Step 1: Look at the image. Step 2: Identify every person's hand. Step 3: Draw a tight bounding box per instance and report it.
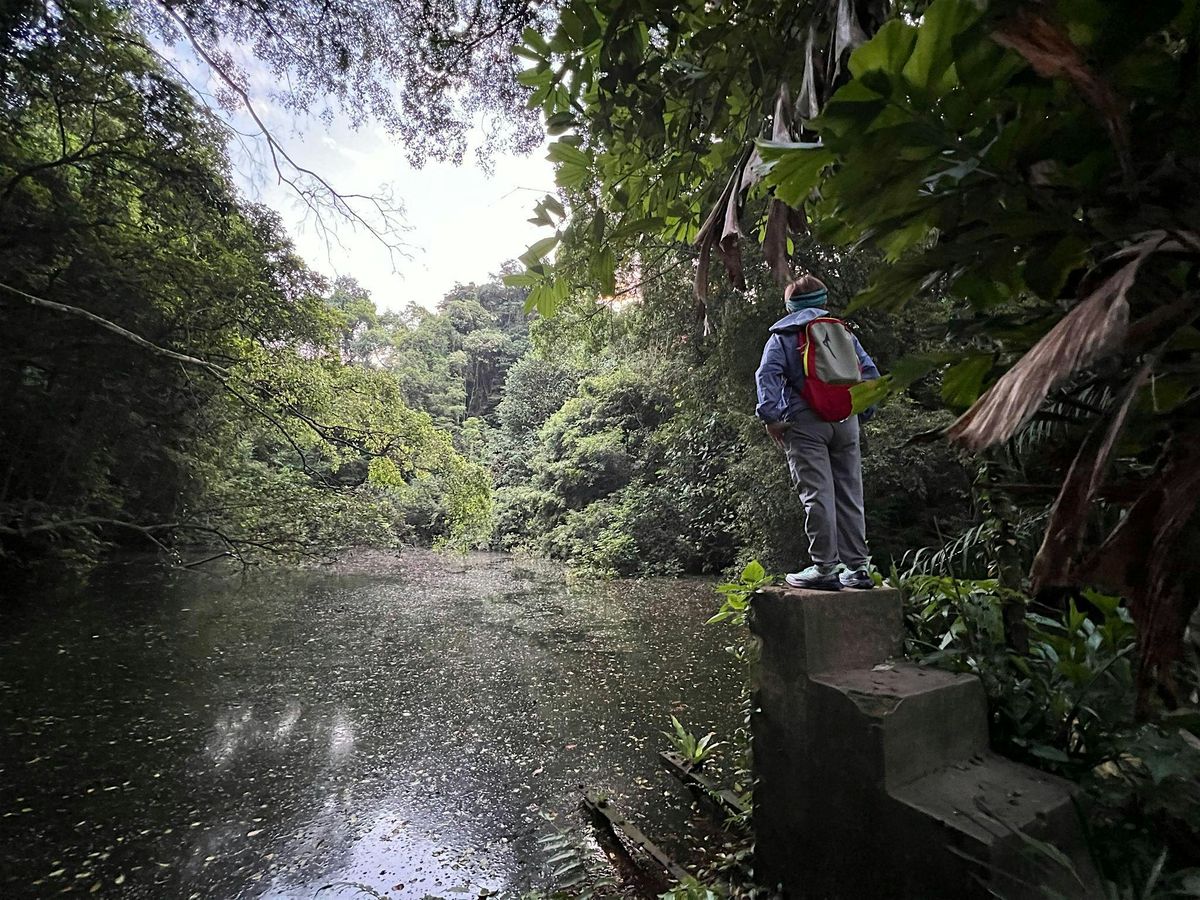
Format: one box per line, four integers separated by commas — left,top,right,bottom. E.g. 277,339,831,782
765,421,787,448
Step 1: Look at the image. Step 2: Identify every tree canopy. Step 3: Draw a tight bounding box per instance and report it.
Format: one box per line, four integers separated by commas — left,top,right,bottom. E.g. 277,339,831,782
0,1,494,568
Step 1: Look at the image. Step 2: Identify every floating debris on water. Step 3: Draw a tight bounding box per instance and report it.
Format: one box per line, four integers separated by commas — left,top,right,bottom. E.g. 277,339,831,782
0,550,741,897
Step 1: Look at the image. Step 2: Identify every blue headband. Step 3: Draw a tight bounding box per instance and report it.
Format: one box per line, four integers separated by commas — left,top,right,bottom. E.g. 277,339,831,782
785,288,828,312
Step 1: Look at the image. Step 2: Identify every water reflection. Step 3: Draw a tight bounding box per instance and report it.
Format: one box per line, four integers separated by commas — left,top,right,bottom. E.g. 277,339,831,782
0,552,741,897
327,711,356,765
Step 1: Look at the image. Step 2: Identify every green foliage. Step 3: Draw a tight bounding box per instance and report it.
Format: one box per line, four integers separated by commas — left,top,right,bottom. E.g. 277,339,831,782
759,0,1200,707
490,247,973,576
708,561,774,627
663,715,724,769
534,818,615,897
495,353,581,437
510,0,841,308
905,577,1135,758
517,0,1200,709
0,4,491,568
379,280,532,429
491,355,744,575
141,0,541,168
903,573,1200,889
658,880,725,900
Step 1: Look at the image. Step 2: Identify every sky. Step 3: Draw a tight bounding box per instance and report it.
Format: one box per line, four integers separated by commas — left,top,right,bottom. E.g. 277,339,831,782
168,48,556,313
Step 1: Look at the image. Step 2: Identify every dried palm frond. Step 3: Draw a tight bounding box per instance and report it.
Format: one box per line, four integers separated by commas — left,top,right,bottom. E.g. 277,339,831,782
693,0,879,305
827,0,870,86
1081,435,1200,715
763,83,806,285
795,25,821,123
693,155,746,324
694,90,801,316
947,233,1166,451
1030,360,1152,590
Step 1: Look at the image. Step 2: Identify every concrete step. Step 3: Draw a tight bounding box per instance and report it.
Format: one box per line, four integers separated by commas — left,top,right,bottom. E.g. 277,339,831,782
891,750,1078,847
888,752,1097,898
811,661,989,788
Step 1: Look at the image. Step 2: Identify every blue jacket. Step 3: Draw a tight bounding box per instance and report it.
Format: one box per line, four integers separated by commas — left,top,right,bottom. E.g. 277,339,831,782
754,308,881,423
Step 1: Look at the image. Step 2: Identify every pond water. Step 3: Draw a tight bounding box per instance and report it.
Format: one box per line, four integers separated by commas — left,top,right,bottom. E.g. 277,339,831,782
0,551,744,898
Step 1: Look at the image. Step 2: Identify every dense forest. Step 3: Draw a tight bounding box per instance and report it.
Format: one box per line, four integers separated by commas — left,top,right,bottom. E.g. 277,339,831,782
0,0,965,579
3,0,1200,897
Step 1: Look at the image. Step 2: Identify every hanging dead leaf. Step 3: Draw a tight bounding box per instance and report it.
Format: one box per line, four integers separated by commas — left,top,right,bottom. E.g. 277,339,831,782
829,0,870,84
796,25,821,122
694,160,743,312
764,199,793,284
764,83,800,284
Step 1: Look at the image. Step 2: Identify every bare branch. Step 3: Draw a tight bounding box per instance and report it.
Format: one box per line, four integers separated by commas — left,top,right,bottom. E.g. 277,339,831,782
154,2,410,264
0,281,229,375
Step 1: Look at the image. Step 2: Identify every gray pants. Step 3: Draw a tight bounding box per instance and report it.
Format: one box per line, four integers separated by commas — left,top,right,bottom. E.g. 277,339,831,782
782,410,869,569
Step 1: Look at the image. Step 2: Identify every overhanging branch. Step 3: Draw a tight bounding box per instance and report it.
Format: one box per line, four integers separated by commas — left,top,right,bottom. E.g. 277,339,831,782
0,281,228,375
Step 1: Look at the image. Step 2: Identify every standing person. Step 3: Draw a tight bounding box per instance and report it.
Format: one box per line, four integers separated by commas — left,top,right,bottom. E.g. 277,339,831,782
754,274,881,591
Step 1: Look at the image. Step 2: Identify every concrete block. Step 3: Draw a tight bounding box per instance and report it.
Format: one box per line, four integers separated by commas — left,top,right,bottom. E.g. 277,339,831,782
749,585,1098,899
751,586,904,674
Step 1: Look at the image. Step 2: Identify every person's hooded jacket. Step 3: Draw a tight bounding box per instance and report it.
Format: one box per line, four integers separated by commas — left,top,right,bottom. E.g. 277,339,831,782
754,308,880,424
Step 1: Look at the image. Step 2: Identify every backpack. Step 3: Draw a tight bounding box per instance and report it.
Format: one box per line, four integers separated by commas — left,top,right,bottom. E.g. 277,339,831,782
794,317,863,422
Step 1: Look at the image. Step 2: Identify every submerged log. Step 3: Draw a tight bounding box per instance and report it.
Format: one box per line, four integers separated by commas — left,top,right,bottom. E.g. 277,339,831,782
658,751,749,819
580,790,691,884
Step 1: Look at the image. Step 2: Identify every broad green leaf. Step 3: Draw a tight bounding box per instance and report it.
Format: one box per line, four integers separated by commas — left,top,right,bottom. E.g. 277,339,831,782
546,140,591,168
1023,234,1091,300
952,29,1026,101
1029,744,1071,763
545,111,576,135
889,352,961,390
525,276,571,316
741,560,765,584
501,271,540,289
518,234,560,267
542,195,565,219
548,141,593,190
851,376,893,413
592,246,616,296
877,216,936,261
521,26,550,57
941,354,993,408
517,67,553,89
757,142,834,208
901,0,984,93
559,9,586,47
848,19,918,79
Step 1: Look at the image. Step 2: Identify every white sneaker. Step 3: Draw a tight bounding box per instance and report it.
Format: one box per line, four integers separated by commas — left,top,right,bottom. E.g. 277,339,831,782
839,567,874,590
785,565,842,591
